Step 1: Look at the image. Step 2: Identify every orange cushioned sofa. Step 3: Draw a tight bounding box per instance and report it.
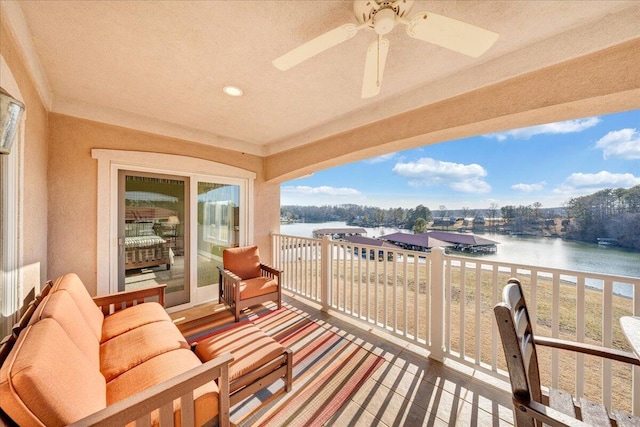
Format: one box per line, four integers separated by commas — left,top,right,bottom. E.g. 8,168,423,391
0,273,232,427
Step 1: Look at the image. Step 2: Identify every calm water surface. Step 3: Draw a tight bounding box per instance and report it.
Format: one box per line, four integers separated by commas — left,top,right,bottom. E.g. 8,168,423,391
281,221,640,297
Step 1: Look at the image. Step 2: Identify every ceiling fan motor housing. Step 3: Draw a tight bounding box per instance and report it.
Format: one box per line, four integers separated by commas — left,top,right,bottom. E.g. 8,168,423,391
353,0,416,26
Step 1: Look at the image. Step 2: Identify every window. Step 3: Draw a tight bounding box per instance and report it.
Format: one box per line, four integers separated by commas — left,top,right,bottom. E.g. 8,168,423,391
0,55,24,336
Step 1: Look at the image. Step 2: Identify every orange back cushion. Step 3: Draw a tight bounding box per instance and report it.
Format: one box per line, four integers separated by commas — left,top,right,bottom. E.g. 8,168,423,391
0,319,106,426
223,245,261,279
52,273,104,340
31,291,100,367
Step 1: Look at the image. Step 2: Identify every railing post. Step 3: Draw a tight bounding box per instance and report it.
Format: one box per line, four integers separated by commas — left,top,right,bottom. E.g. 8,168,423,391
634,283,640,416
430,247,445,361
321,236,331,312
270,233,277,268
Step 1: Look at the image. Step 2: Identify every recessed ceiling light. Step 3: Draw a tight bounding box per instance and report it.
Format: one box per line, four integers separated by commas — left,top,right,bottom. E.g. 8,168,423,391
223,85,243,97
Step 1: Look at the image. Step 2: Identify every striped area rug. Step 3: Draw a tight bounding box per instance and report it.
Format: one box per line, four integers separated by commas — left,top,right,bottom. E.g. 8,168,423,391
183,304,384,427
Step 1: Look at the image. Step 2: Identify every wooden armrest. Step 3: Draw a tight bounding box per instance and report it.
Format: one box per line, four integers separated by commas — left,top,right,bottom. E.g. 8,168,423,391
93,284,167,314
260,264,281,276
524,399,591,427
535,336,640,366
69,352,234,427
219,268,242,283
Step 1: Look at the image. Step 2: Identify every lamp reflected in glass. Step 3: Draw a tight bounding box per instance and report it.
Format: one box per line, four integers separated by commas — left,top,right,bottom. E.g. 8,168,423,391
0,87,26,155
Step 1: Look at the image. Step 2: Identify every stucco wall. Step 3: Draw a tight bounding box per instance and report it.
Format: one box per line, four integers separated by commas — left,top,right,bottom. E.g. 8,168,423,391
48,113,279,295
0,20,49,303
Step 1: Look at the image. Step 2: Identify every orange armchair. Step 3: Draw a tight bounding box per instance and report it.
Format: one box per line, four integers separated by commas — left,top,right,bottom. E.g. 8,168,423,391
218,245,282,322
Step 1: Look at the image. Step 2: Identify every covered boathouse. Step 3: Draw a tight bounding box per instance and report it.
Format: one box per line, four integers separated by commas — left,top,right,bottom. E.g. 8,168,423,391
381,231,498,254
312,227,367,239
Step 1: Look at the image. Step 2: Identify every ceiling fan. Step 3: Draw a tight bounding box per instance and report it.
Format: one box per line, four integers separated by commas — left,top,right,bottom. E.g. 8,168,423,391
273,0,499,98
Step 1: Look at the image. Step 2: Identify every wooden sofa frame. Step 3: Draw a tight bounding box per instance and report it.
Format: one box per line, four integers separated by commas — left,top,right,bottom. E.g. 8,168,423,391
0,282,232,427
229,347,293,407
68,353,232,427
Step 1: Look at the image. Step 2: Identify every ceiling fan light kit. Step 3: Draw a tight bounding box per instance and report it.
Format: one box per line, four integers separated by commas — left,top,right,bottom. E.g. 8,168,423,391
272,0,499,98
372,7,397,35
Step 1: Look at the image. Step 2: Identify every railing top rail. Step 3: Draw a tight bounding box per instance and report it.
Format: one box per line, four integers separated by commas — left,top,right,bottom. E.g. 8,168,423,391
273,233,639,284
445,252,640,284
272,233,430,256
271,233,320,241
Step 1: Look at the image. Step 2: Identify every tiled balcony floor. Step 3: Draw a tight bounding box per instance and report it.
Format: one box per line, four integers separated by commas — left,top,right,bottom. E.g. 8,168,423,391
172,294,515,426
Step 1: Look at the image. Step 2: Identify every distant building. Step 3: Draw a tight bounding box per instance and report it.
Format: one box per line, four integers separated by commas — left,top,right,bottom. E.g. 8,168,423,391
312,228,367,239
432,217,457,227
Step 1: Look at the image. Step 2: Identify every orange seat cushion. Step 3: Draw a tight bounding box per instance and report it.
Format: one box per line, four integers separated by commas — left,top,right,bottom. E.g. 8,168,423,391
107,349,219,426
223,245,261,279
239,277,278,300
195,323,285,381
100,321,190,381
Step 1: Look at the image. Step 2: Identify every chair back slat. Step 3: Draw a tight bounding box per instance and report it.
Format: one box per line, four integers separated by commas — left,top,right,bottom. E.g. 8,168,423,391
495,278,640,427
514,306,530,339
495,279,543,410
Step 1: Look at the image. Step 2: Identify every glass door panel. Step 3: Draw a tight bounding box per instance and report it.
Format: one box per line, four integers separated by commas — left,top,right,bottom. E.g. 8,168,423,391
196,182,239,299
119,171,189,307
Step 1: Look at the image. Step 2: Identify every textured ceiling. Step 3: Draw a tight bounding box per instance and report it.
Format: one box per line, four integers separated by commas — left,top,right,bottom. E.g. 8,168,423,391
9,0,640,156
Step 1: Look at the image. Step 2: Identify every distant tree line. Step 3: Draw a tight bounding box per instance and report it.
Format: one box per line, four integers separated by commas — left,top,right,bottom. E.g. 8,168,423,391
280,204,421,229
282,203,456,233
563,185,640,249
281,185,640,249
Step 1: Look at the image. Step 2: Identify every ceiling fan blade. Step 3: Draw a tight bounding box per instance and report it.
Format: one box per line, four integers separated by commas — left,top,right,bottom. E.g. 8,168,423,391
361,37,389,99
273,24,359,71
406,11,498,57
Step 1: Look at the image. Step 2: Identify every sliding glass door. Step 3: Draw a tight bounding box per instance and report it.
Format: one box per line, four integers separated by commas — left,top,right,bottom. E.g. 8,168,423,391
116,169,247,309
94,149,255,307
118,171,189,307
195,182,240,302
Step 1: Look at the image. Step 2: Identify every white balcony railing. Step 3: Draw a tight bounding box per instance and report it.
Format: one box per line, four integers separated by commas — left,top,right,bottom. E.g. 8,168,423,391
271,233,640,416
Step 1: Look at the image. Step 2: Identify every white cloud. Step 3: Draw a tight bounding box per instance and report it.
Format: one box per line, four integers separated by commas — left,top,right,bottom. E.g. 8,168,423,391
364,153,396,164
511,181,547,192
392,157,491,193
486,117,601,141
281,185,361,197
281,185,367,206
594,128,640,160
553,171,640,195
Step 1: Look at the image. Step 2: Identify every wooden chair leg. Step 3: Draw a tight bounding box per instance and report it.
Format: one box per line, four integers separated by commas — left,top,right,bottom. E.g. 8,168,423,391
285,349,293,392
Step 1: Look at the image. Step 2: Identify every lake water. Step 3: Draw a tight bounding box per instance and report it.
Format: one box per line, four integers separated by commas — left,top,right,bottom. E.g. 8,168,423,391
280,221,640,297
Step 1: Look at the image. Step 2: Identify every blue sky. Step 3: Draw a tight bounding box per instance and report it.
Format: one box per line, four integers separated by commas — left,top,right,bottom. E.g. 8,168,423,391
281,109,640,210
